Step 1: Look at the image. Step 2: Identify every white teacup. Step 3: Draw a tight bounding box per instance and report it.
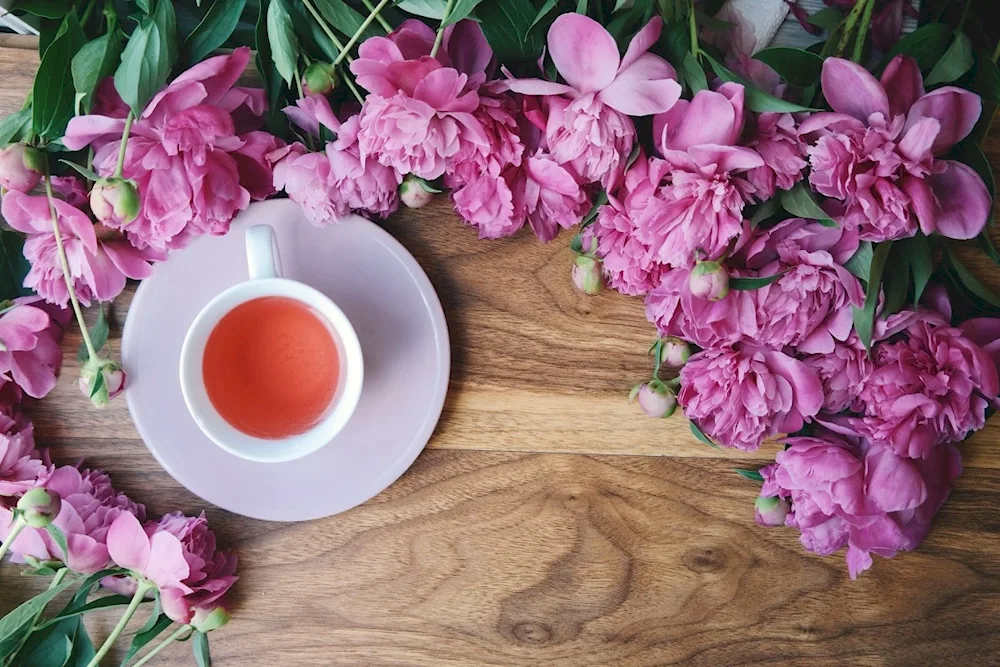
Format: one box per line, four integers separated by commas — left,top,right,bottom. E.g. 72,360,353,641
179,224,363,463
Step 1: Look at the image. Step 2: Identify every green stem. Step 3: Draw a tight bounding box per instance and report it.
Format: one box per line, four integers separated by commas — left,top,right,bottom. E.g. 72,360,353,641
129,625,192,667
360,0,392,32
430,0,458,58
343,74,365,104
993,38,1000,63
85,582,153,667
300,0,353,64
5,568,70,666
79,0,98,25
836,0,872,58
0,516,26,564
334,0,393,66
43,161,99,362
688,0,699,56
957,0,973,30
851,0,877,63
113,112,134,179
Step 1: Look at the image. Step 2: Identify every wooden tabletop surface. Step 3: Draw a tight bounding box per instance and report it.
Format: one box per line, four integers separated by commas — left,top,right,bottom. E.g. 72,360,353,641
2,35,1000,666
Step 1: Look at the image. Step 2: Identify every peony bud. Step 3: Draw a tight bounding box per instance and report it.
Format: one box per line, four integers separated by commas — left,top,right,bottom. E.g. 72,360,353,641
659,337,690,367
572,256,604,295
754,494,790,527
303,62,339,95
192,605,232,632
633,382,676,418
399,176,434,208
17,488,62,528
90,177,140,226
689,260,729,301
79,359,127,408
0,143,44,193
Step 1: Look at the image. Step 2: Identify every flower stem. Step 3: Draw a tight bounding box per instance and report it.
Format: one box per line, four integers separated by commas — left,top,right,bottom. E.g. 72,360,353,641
957,0,973,31
430,0,458,58
0,515,26,564
836,0,872,58
343,74,365,104
85,582,153,667
333,0,393,66
993,38,1000,63
301,0,353,64
360,0,392,32
5,568,70,664
688,0,699,57
114,111,134,179
851,0,877,63
42,163,100,363
129,625,192,667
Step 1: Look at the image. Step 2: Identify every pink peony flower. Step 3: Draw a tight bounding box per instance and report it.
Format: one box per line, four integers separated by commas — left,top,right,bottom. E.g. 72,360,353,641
545,94,635,189
509,153,588,242
64,48,277,251
745,111,808,200
645,265,750,348
0,299,66,399
679,345,824,451
960,317,1000,405
858,314,999,458
0,465,145,573
2,191,164,308
106,511,192,591
0,405,46,499
271,144,344,227
801,335,873,413
49,175,90,208
761,433,961,578
451,169,518,239
801,56,990,241
327,116,402,218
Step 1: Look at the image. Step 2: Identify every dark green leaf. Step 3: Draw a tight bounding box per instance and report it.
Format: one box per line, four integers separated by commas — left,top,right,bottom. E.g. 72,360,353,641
68,619,95,667
780,181,835,225
844,240,874,281
752,46,823,88
806,6,843,32
136,0,151,11
680,51,707,93
0,577,75,660
395,0,448,18
580,189,608,228
876,22,952,75
444,0,484,25
18,631,72,667
703,53,818,113
730,273,785,290
852,241,893,350
255,0,286,136
689,421,721,449
118,614,173,667
11,617,92,667
32,12,86,139
114,1,175,115
152,0,178,73
734,468,764,483
266,0,298,86
924,31,973,86
0,109,32,145
36,595,142,631
60,160,101,182
908,234,933,305
477,0,544,70
973,49,1000,103
955,139,995,200
625,142,641,171
747,198,780,228
528,0,558,30
45,525,70,560
947,248,1000,307
978,231,1000,266
882,251,909,317
77,304,109,362
183,0,248,65
11,0,69,18
313,0,378,40
72,28,124,114
575,0,586,13
0,230,33,301
193,631,211,667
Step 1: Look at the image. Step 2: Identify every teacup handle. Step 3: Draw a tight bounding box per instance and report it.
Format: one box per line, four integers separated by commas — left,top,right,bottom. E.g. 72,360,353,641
246,224,283,280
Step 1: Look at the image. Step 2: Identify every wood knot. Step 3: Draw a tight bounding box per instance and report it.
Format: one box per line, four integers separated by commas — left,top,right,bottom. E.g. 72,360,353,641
511,621,552,645
682,546,727,573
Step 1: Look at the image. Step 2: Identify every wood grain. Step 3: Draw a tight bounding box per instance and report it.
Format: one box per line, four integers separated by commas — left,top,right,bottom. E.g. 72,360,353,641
3,38,1000,667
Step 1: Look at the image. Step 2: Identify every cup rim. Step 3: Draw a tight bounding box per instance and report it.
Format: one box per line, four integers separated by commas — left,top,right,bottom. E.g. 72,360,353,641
179,277,363,463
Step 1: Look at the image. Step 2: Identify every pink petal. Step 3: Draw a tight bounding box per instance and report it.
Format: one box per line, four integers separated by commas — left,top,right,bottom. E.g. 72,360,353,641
0,303,49,332
87,247,128,303
906,87,982,155
763,349,824,420
53,199,99,254
880,55,925,117
169,47,251,108
0,191,54,235
821,58,890,121
502,78,575,96
413,67,467,109
547,13,619,93
897,117,940,162
107,512,151,572
145,532,191,590
65,535,111,574
925,160,992,239
688,144,764,172
864,446,927,513
10,352,56,398
101,239,161,279
620,17,663,72
599,54,682,116
63,115,127,151
160,587,194,624
797,112,866,136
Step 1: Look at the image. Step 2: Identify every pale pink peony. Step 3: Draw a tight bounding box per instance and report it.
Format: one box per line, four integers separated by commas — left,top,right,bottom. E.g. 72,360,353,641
0,298,67,399
801,56,990,241
2,191,164,308
509,153,589,242
106,511,192,592
327,116,401,218
451,169,518,239
0,465,145,573
679,345,824,451
0,405,46,499
545,94,635,189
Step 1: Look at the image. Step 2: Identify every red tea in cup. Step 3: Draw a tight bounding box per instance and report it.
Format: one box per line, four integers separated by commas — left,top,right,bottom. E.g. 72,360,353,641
202,296,339,439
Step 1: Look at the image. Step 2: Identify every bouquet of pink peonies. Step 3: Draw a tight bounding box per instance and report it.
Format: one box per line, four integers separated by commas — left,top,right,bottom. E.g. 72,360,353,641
0,0,999,656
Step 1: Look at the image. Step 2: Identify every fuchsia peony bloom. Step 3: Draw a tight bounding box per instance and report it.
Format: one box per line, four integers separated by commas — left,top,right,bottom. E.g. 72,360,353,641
801,56,990,241
960,318,1000,405
679,345,823,451
0,405,46,499
271,145,342,227
801,336,873,413
858,313,999,458
645,265,749,348
0,465,145,573
2,191,164,308
761,432,961,578
505,16,680,188
0,298,67,399
508,153,588,242
64,48,277,251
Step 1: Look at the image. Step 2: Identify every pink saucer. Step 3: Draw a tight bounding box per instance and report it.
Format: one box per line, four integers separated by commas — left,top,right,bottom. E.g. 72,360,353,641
122,200,450,521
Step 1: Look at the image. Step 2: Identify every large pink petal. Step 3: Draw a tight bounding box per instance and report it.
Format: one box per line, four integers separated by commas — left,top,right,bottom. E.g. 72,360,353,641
0,303,49,332
145,532,191,590
547,13,619,93
619,17,663,72
63,115,127,151
864,447,927,513
924,160,992,239
0,191,54,235
389,20,436,60
688,144,764,172
821,58,890,121
897,117,940,162
169,47,250,107
65,535,111,574
905,87,982,155
52,199,99,254
86,247,128,303
160,587,194,624
797,112,866,136
880,55,924,117
102,239,161,279
657,90,739,151
413,67,467,109
599,54,681,116
501,78,575,96
107,512,151,572
10,351,56,398
763,348,824,420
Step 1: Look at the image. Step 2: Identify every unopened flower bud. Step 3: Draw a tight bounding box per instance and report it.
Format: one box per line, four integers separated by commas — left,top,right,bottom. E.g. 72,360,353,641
192,605,231,632
79,358,127,408
0,143,44,193
689,260,729,301
633,382,676,418
399,176,434,208
302,62,339,96
659,337,690,367
90,177,140,226
754,494,790,527
572,256,604,295
17,488,62,528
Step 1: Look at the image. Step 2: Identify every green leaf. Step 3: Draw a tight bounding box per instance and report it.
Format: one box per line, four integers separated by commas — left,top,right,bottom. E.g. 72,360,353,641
89,371,105,399
844,240,874,281
806,6,843,32
689,421,720,449
679,51,707,93
752,47,823,88
193,631,211,667
0,230,32,301
973,49,1000,103
580,189,608,228
977,231,1000,266
747,198,780,228
876,22,952,75
118,614,173,667
18,631,72,667
955,139,995,200
575,0,586,13
134,593,162,636
881,250,909,317
56,568,126,618
395,0,448,18
780,182,835,225
45,524,70,559
924,31,973,86
60,160,101,182
114,0,176,115
36,595,142,632
77,304,109,362
730,273,785,291
68,619,95,667
734,468,764,483
528,0,558,31
11,0,70,18
443,0,484,25
476,0,544,70
183,0,248,65
152,0,178,74
313,0,378,41
255,0,286,136
266,0,298,86
703,53,819,113
33,12,86,139
72,30,124,114
852,241,893,350
0,109,32,145
0,577,75,660
908,234,933,305
946,248,1000,307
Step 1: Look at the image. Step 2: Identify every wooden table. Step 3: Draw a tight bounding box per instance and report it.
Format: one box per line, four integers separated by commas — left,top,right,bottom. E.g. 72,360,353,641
3,34,1000,666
